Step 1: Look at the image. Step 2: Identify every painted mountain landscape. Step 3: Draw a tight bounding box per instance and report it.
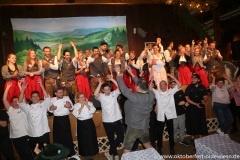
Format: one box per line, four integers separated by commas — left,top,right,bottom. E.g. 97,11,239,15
11,16,128,65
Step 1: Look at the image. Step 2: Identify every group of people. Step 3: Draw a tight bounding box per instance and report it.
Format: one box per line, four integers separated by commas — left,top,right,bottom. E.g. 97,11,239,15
0,37,240,160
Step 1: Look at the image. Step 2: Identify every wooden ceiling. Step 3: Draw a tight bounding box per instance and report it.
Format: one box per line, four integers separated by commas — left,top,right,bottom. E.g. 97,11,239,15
0,0,165,6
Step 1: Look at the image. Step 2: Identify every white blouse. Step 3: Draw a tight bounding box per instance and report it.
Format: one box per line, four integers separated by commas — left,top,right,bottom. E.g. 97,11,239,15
72,102,96,120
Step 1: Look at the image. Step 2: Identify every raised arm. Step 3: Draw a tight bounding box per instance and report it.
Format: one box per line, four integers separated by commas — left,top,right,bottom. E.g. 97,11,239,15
190,40,195,58
222,73,234,86
148,79,154,91
201,38,208,58
125,66,139,84
70,41,78,59
115,65,138,102
108,64,113,77
57,44,62,62
37,78,49,98
107,74,120,93
126,65,136,78
3,82,12,110
94,78,103,99
167,73,182,89
19,82,28,103
211,74,216,85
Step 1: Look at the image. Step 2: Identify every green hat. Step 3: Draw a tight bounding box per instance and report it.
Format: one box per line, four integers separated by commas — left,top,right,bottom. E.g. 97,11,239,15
35,143,70,160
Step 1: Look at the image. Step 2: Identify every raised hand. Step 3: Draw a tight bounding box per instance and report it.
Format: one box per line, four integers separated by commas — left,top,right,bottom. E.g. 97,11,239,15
144,46,149,51
192,40,195,45
37,78,43,88
167,73,173,78
98,78,103,84
222,73,229,79
70,41,75,47
148,79,154,89
204,38,208,43
22,82,28,90
58,44,62,49
211,74,215,79
106,74,112,81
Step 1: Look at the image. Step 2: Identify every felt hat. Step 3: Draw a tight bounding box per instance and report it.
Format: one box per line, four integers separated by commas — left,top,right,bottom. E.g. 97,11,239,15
35,143,70,160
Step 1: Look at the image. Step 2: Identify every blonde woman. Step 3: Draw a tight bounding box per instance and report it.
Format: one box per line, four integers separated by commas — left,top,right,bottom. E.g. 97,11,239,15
72,92,98,159
74,50,91,100
1,53,24,102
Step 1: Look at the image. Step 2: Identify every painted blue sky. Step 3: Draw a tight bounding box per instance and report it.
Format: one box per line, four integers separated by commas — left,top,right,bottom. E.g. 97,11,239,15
11,16,126,33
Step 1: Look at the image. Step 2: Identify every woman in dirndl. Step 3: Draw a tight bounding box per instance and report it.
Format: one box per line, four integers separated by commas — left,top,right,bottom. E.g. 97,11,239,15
74,50,91,100
149,43,168,90
2,53,24,103
175,47,192,85
191,42,209,88
73,92,99,159
123,50,140,93
23,49,44,100
110,50,125,90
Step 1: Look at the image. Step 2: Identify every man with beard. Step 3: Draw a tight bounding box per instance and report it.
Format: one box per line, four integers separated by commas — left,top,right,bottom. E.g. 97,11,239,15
48,88,75,156
42,46,59,97
185,74,208,145
99,41,108,55
57,42,78,97
18,79,52,154
88,47,109,94
204,41,223,80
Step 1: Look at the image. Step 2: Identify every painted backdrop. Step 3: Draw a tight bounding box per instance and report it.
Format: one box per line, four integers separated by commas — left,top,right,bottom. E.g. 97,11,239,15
11,16,128,65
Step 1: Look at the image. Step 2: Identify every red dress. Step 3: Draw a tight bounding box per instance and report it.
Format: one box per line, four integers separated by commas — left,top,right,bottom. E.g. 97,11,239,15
2,64,22,103
177,55,192,85
24,63,44,99
4,78,20,103
25,75,44,99
123,69,138,93
75,62,91,100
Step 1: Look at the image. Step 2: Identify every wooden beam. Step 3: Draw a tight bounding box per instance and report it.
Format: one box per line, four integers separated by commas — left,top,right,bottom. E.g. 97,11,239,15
0,0,165,6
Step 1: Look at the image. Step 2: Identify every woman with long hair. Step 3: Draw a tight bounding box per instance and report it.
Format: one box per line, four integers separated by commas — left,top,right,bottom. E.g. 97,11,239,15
174,47,192,85
149,44,167,89
123,50,140,93
1,53,24,102
110,50,125,90
191,40,209,88
74,50,91,100
23,49,44,100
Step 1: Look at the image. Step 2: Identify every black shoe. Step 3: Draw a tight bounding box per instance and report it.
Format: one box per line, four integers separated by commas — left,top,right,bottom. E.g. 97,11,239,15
179,140,190,146
170,148,175,155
